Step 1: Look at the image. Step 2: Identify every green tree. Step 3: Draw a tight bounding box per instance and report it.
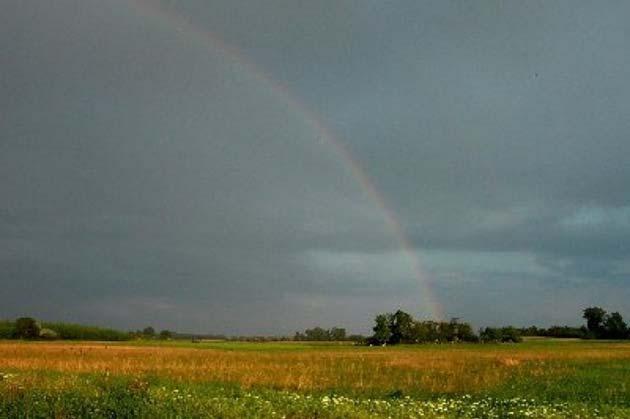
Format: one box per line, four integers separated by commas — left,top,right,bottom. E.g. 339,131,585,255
479,327,500,342
329,327,346,341
390,310,414,344
411,320,442,343
410,321,432,343
304,327,329,341
14,317,41,339
603,312,627,339
142,326,156,338
499,326,522,343
583,307,607,337
372,313,392,345
452,321,477,342
158,330,173,340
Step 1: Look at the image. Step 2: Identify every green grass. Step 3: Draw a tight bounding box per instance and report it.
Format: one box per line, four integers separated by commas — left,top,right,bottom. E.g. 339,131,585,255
1,372,628,418
493,359,630,405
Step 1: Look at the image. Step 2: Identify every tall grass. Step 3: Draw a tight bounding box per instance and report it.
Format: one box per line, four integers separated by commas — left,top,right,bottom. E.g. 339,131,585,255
1,341,629,396
1,341,629,417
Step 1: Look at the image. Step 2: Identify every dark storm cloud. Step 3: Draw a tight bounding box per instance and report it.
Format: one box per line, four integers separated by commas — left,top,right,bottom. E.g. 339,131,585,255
1,0,629,333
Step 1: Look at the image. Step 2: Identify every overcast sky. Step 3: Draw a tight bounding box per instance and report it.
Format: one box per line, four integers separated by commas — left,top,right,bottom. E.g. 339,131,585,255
2,0,629,334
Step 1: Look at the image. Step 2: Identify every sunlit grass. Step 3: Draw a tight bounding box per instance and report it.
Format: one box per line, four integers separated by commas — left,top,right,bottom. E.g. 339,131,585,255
1,340,629,394
1,340,629,417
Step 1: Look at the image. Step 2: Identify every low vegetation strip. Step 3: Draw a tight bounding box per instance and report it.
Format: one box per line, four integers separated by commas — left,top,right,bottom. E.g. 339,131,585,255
0,319,129,342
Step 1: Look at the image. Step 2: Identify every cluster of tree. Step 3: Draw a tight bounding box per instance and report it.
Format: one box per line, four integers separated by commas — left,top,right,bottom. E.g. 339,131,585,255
369,310,478,345
582,307,629,339
518,325,588,339
294,327,348,341
226,336,292,342
129,326,173,340
516,307,629,340
173,333,227,342
479,326,522,343
219,334,366,342
0,318,130,341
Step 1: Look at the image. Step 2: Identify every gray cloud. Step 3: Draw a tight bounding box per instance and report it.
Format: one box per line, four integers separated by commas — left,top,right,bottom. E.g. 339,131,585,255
1,0,629,333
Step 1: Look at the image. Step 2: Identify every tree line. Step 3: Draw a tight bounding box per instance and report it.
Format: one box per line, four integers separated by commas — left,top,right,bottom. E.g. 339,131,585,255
0,318,179,341
363,306,630,345
519,307,629,340
129,326,174,340
293,327,364,342
0,318,130,341
2,306,628,343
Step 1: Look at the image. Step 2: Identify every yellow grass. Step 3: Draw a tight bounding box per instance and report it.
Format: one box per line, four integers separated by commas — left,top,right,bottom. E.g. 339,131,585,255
1,341,630,393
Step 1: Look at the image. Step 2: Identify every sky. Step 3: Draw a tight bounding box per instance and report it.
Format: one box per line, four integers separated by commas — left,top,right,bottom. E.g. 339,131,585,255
1,0,629,335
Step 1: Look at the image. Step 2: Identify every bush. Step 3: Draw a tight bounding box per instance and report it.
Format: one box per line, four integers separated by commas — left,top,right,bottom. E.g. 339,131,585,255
0,321,15,339
479,327,522,343
42,322,130,341
14,317,41,339
158,330,173,340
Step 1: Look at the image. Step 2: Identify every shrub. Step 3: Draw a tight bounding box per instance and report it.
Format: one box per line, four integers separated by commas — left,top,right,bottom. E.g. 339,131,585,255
14,317,41,339
42,322,130,341
159,330,173,340
0,321,15,339
479,327,522,343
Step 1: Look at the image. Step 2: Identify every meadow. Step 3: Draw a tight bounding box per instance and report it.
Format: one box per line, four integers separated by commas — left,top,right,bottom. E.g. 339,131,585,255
1,339,629,418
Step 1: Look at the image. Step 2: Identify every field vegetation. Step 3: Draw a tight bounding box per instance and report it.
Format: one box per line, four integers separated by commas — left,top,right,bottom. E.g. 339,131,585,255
1,340,629,417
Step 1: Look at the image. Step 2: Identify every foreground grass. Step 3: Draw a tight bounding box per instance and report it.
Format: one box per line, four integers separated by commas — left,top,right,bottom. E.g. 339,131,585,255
2,374,627,418
1,340,629,417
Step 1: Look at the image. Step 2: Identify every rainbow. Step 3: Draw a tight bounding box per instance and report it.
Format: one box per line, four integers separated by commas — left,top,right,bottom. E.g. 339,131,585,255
128,0,443,320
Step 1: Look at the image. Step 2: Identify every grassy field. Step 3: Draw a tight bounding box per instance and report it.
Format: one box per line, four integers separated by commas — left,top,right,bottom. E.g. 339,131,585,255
1,340,629,418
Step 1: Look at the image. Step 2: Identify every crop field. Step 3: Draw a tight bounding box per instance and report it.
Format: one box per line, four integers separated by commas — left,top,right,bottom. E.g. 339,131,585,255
1,340,629,418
